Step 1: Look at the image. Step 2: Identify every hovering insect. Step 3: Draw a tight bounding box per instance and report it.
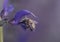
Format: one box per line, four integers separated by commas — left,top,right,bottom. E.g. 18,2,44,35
9,10,38,31
20,17,38,31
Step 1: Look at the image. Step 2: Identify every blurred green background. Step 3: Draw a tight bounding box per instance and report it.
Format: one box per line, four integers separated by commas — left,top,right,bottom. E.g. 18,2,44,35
0,27,3,42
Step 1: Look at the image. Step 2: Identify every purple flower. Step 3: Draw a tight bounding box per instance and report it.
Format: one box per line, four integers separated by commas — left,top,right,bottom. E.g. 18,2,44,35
3,0,14,12
0,0,14,20
10,10,36,24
